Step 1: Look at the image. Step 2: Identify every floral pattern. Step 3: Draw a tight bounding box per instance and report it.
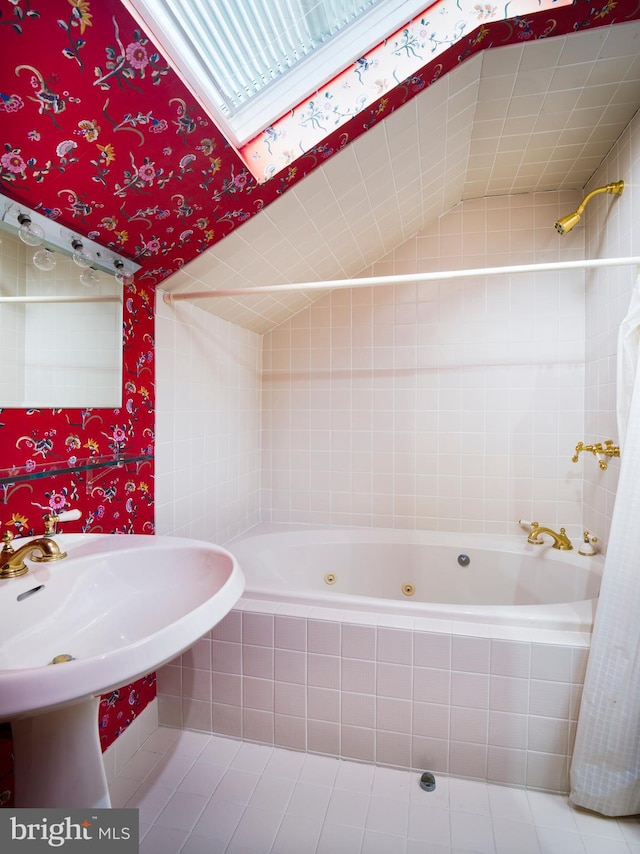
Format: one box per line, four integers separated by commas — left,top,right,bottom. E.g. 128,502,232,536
0,0,635,288
0,0,636,808
0,279,154,807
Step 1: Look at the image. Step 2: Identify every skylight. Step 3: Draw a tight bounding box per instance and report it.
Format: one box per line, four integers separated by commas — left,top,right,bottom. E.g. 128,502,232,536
123,0,433,147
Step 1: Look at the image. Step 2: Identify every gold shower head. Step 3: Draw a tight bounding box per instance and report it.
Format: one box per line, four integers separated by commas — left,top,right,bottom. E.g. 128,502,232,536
555,211,582,235
554,180,624,235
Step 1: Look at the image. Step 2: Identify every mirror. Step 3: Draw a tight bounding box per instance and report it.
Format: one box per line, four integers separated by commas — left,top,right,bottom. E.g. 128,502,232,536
0,231,123,409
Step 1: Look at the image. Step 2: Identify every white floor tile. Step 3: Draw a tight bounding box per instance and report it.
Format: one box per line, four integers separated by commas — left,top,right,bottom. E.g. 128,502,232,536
285,780,332,820
366,794,409,836
154,790,209,832
180,835,228,854
570,806,627,840
581,838,634,854
139,825,189,854
493,818,541,854
262,747,306,780
113,727,640,854
230,742,274,774
487,782,533,820
618,818,640,846
361,828,406,853
118,747,163,781
126,778,175,826
140,726,181,755
177,761,226,796
371,764,413,801
271,813,324,854
450,810,496,853
228,804,284,850
316,822,364,854
535,825,586,854
191,798,246,844
248,774,295,811
109,774,144,808
199,734,242,766
449,777,492,816
334,758,376,793
298,753,340,787
407,803,451,847
212,768,261,804
528,791,580,831
406,843,451,854
324,787,370,828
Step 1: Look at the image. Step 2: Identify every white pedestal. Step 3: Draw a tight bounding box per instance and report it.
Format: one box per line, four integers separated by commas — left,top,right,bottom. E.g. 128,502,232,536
11,697,111,808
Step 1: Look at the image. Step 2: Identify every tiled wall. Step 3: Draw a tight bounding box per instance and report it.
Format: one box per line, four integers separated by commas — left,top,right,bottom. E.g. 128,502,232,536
154,118,640,795
158,604,589,794
261,191,589,538
582,108,640,548
154,297,262,544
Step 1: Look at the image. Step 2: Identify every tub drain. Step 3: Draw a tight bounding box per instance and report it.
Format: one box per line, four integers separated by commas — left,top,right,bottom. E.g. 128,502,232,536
402,583,415,597
48,654,76,665
324,572,337,585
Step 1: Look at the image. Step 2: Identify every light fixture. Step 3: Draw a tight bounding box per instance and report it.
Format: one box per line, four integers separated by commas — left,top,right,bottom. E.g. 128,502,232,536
79,267,100,288
32,247,57,272
113,259,134,286
71,238,94,269
17,212,45,246
555,181,624,235
1,192,142,279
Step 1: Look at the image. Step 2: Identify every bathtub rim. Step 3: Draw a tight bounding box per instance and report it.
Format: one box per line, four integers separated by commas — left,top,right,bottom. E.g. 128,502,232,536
227,523,601,634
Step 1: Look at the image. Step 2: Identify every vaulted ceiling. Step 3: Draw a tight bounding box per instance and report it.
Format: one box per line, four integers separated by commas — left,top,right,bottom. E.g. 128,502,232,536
2,1,640,333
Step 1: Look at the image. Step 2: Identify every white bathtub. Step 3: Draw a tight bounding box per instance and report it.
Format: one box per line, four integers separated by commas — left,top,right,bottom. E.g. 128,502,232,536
229,525,603,631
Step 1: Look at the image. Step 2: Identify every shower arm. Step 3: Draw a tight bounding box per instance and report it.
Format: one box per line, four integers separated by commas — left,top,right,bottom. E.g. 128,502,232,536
574,181,625,218
555,181,624,235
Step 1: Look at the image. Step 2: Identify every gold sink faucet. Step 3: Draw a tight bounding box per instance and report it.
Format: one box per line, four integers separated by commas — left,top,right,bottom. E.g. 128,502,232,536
526,522,573,550
0,513,69,579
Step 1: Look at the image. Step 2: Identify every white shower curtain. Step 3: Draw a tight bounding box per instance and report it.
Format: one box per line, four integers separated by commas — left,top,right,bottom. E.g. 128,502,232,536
570,270,640,817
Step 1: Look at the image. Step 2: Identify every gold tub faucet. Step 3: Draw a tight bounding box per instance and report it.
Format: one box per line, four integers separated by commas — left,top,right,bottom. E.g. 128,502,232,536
572,440,620,470
526,522,573,550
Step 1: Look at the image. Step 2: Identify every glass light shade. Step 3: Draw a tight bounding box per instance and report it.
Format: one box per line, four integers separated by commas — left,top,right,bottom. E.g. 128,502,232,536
72,247,94,269
18,216,45,247
114,262,134,286
79,267,100,288
115,271,134,286
32,248,56,271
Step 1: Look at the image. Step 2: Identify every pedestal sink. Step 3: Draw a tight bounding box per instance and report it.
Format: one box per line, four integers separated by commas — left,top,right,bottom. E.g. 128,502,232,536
0,533,245,808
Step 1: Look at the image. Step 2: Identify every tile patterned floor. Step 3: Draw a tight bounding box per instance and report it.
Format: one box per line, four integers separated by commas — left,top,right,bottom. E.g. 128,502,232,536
111,727,640,854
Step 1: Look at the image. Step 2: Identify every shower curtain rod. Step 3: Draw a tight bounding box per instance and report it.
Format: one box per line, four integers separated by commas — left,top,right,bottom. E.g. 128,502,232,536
0,295,122,304
161,256,640,302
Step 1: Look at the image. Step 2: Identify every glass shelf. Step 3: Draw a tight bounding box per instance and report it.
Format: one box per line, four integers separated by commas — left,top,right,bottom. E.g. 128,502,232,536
0,453,153,487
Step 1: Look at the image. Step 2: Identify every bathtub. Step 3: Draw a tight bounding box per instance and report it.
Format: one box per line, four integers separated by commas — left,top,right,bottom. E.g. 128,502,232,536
228,525,603,631
162,523,603,790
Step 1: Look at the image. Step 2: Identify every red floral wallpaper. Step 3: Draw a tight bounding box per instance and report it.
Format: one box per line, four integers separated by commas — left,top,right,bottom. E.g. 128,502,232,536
1,0,637,287
1,0,637,809
0,280,155,807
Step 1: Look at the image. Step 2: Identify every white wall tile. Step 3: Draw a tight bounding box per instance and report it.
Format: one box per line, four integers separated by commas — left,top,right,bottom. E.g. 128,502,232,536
262,192,586,535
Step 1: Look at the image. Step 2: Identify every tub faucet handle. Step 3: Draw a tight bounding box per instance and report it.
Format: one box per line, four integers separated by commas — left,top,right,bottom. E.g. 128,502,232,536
578,531,599,556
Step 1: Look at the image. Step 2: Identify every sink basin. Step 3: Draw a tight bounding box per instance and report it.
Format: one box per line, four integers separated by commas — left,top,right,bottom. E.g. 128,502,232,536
0,533,245,807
